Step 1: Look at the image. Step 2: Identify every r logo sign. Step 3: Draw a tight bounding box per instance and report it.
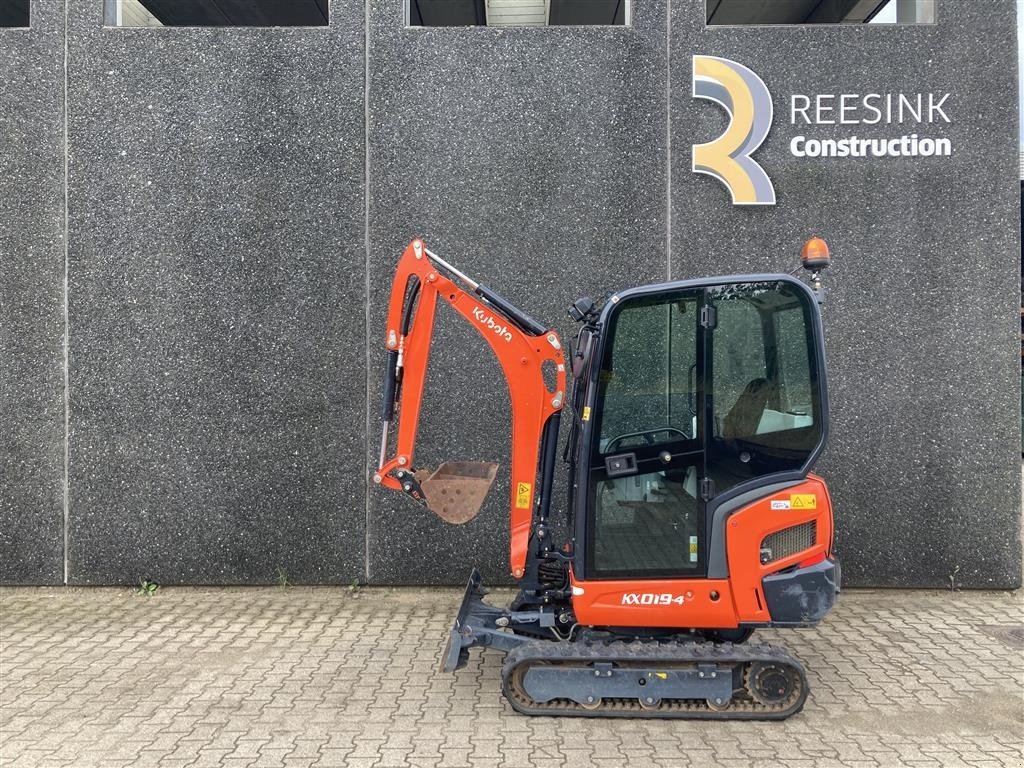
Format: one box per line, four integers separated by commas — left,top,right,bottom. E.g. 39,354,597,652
692,55,776,206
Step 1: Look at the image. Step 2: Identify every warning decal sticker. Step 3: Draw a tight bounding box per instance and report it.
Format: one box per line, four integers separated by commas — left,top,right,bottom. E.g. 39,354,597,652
790,494,817,509
515,482,532,509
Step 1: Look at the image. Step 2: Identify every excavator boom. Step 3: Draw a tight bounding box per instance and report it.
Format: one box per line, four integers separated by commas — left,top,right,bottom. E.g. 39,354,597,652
374,240,567,578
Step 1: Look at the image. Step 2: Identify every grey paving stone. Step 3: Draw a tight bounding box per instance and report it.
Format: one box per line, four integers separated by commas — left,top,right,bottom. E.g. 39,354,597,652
0,586,1020,768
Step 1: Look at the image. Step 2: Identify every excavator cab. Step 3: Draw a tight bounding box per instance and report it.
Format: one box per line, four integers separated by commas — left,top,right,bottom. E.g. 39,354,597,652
377,239,839,719
572,277,827,587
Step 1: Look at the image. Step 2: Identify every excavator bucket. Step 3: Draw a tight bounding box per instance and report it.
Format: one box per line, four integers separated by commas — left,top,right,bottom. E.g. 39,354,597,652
420,461,499,524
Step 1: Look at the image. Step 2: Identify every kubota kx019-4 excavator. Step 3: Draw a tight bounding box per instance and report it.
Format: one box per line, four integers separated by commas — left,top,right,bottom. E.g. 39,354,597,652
375,238,840,719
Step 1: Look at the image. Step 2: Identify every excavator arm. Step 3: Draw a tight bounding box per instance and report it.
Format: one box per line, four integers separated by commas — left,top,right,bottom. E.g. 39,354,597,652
374,240,567,578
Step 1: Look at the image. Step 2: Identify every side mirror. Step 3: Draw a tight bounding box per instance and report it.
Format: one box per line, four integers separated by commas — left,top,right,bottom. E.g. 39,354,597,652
568,296,598,323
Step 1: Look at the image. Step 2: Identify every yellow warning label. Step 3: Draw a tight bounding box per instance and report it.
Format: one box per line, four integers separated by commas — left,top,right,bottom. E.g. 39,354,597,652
790,494,817,509
689,541,698,554
515,482,532,509
582,406,591,422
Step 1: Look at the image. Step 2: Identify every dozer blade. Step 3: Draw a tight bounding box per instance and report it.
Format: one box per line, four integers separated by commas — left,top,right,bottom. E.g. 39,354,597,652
421,461,498,524
441,568,485,672
441,568,525,673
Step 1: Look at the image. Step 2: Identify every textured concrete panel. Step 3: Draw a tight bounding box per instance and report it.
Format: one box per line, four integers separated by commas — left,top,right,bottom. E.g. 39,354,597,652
366,0,669,583
65,0,366,583
671,0,1021,587
0,0,66,585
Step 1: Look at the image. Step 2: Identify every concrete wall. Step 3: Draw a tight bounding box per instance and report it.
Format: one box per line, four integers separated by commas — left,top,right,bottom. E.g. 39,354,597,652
1,0,1020,588
0,0,66,585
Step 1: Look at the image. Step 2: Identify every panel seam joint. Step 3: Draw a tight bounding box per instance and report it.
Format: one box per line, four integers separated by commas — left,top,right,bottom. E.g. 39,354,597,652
62,0,71,586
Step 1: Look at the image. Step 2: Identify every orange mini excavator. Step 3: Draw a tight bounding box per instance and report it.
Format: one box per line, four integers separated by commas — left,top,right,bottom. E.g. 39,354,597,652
375,238,840,719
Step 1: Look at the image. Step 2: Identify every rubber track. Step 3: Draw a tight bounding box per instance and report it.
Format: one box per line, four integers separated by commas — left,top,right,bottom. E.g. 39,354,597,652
501,639,808,720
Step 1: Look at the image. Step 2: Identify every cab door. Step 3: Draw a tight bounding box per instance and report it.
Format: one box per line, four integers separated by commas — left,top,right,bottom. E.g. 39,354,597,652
582,289,707,579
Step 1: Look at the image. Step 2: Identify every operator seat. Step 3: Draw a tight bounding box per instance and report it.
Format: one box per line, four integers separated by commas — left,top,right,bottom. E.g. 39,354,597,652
722,377,775,440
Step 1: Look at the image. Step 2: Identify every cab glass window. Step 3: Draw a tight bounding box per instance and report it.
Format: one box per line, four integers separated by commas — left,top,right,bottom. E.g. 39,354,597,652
708,281,823,493
598,294,700,450
589,291,704,579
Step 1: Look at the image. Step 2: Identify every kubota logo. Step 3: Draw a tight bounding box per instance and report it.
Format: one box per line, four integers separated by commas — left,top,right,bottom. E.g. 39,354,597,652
472,306,513,342
692,55,776,206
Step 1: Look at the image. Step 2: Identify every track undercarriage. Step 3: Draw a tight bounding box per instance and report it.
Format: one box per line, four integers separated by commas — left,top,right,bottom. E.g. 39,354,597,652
443,570,808,720
502,640,807,719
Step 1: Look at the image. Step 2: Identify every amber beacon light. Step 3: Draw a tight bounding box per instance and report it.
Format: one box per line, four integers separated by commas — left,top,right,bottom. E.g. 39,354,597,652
801,237,831,269
800,237,831,302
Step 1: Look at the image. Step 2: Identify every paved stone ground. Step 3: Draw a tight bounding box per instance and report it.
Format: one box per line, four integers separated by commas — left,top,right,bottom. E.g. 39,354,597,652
0,586,1021,768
